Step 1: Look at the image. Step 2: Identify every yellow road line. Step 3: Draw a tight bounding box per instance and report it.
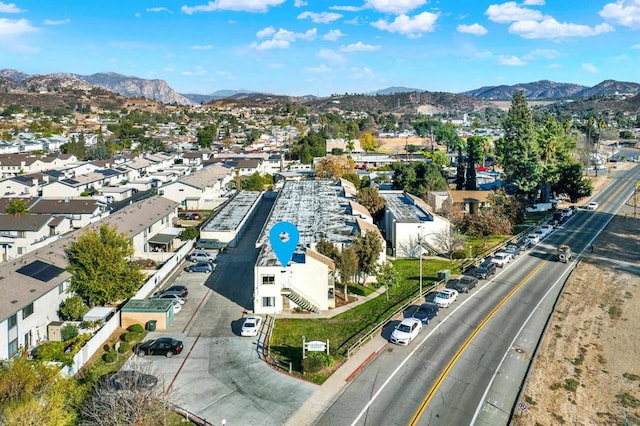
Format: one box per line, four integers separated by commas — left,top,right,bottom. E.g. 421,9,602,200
408,261,546,425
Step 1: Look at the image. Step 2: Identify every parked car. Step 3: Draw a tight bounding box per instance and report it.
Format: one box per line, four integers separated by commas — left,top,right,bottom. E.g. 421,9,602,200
98,370,158,391
163,285,188,298
187,250,216,263
473,260,497,279
171,299,182,314
539,224,555,235
586,201,599,210
526,233,541,245
562,207,574,218
185,262,215,273
135,338,184,358
490,252,512,268
503,244,520,257
434,288,458,308
390,318,423,345
452,275,478,293
240,316,263,337
150,292,186,304
412,302,439,324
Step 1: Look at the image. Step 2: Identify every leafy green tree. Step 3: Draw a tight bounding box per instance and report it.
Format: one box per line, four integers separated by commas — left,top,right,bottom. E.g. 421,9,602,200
0,358,85,426
456,146,465,190
342,172,360,189
240,173,273,191
392,162,448,196
376,261,399,301
465,136,484,190
499,91,542,198
337,246,359,295
355,186,386,221
537,115,576,202
315,239,340,261
353,231,382,284
464,209,512,245
553,162,593,202
197,123,218,148
5,199,30,215
59,295,89,321
66,224,146,306
430,150,450,167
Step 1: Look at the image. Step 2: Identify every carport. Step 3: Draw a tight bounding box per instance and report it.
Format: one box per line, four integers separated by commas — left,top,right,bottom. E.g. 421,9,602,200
147,232,178,252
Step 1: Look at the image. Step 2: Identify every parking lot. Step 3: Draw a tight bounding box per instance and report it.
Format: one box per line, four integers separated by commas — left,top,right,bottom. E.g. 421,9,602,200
124,197,317,424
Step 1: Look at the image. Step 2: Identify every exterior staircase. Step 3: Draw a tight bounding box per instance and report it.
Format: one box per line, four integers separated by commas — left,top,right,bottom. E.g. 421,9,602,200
281,287,320,313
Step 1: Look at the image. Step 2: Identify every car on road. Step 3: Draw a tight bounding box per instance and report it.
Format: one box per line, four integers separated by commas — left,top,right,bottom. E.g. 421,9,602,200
185,262,215,273
187,250,216,263
150,292,186,304
434,288,458,308
585,201,599,210
472,260,497,279
562,207,574,218
452,275,478,293
503,244,520,257
163,285,188,297
135,337,184,358
412,302,439,324
490,252,512,268
539,224,555,235
390,318,423,345
240,316,263,337
525,233,541,245
98,370,158,391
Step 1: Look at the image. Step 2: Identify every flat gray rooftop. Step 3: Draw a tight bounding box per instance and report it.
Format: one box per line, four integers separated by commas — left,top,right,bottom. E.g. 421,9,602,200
202,191,261,232
256,180,356,267
380,191,433,223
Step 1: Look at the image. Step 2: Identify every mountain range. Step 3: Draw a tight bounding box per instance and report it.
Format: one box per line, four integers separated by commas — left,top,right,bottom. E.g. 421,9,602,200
1,69,639,106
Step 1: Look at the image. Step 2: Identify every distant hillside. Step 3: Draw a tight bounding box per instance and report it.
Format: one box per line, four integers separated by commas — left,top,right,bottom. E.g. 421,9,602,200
461,80,587,100
368,86,423,96
0,69,193,105
574,79,640,98
182,89,257,104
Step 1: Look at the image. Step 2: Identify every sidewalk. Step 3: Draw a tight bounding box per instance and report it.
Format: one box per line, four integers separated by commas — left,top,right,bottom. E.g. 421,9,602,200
285,330,388,426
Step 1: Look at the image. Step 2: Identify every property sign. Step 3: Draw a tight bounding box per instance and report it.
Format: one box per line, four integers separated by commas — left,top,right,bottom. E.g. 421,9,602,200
306,341,327,352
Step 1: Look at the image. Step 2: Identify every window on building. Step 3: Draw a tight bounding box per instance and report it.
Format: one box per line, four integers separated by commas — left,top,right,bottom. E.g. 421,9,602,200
262,275,275,285
262,297,275,307
22,303,34,319
8,314,17,329
8,338,18,358
17,247,25,255
17,231,26,238
58,282,65,294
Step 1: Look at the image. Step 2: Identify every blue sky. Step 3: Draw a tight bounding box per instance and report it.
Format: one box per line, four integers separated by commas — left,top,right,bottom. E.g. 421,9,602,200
1,1,639,96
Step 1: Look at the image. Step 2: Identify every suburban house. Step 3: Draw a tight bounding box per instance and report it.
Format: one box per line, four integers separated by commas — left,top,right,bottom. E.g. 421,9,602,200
380,191,451,258
0,174,47,197
253,180,386,315
40,172,110,198
0,195,181,360
447,190,493,215
160,163,232,210
0,154,78,178
0,214,72,261
28,198,108,229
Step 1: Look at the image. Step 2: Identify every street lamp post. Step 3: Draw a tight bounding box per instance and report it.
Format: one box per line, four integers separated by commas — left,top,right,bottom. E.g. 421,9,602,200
418,226,424,297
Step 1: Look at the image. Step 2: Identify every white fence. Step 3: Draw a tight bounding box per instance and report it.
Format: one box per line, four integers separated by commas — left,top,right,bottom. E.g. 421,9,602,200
61,240,194,376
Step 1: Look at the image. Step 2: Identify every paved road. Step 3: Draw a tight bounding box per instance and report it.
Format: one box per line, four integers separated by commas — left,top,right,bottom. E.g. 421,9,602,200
127,195,317,425
314,164,640,426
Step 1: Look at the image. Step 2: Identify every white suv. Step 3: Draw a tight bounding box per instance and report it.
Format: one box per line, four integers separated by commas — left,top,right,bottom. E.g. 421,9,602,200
491,252,512,268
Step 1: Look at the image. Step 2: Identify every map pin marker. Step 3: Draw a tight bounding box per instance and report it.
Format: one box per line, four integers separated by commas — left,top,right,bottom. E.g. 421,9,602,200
269,221,300,268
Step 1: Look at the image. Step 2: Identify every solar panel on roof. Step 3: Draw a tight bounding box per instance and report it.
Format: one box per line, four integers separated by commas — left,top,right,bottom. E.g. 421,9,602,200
17,260,65,282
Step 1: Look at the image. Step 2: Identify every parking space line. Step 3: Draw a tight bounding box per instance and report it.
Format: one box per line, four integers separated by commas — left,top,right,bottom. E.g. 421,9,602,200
165,333,201,395
181,288,212,334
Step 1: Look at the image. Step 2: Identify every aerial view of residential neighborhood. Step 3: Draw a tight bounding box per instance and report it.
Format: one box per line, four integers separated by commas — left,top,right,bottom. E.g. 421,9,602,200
1,1,640,425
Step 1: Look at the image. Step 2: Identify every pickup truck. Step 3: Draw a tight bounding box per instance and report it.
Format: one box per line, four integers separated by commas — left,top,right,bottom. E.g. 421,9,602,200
490,252,512,268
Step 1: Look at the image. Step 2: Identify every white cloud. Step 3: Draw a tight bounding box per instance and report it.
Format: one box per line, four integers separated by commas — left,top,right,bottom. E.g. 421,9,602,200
297,11,342,24
191,44,213,50
632,43,640,49
365,0,426,15
457,23,488,35
323,29,345,41
43,18,70,26
348,66,375,80
340,41,380,52
316,48,345,63
498,55,525,66
305,63,332,74
181,0,286,14
294,0,307,6
0,2,24,13
330,5,364,12
523,48,560,59
0,18,36,36
523,0,545,4
509,18,614,39
371,12,439,38
252,27,316,49
485,2,544,23
582,62,598,73
146,7,172,13
181,66,207,76
600,0,640,29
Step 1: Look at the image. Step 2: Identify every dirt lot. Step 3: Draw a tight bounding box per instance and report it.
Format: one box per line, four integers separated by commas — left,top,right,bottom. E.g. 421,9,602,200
514,164,640,425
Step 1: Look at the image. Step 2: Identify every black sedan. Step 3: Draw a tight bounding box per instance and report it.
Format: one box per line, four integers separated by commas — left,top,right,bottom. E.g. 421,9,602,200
135,337,184,358
99,370,158,391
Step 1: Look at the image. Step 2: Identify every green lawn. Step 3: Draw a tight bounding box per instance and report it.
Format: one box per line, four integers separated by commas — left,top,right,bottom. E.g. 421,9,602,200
269,258,462,379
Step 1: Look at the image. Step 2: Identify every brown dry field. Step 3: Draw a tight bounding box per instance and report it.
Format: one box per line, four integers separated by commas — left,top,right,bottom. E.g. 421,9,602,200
514,163,640,426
